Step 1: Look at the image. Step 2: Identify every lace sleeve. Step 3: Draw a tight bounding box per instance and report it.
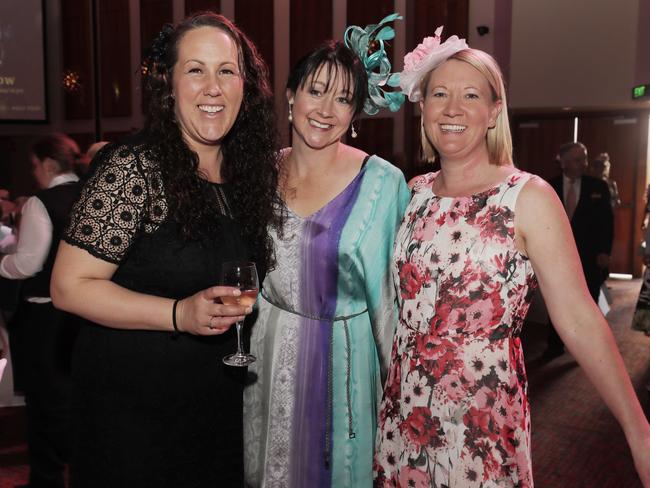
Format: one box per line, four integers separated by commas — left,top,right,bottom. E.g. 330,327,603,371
63,142,159,264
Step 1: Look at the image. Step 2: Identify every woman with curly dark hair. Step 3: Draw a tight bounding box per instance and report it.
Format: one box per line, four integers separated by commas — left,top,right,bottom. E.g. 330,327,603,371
50,11,280,487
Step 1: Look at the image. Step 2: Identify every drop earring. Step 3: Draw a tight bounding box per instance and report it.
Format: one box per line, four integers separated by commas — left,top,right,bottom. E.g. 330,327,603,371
288,104,293,123
351,122,358,139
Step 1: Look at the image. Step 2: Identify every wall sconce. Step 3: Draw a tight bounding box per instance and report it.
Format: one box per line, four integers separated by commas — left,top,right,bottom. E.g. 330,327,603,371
62,70,81,92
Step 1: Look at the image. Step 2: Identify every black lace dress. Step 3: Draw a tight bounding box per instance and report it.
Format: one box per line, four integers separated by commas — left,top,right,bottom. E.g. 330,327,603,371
63,137,249,487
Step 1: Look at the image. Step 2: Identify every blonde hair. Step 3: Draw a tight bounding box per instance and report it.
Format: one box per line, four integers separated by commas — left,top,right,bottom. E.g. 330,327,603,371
419,48,513,166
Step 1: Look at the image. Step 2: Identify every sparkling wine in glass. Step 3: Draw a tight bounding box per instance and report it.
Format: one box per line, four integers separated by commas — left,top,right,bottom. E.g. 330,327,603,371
221,261,259,367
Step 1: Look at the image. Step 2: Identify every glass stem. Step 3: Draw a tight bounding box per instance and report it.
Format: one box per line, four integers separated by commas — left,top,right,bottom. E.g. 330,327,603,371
235,321,244,355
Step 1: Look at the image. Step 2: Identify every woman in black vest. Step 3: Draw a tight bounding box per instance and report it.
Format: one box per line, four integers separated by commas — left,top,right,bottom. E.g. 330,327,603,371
0,133,82,488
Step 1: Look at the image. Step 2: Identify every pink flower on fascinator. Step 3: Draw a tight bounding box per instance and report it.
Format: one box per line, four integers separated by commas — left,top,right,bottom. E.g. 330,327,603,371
404,35,441,71
399,26,468,102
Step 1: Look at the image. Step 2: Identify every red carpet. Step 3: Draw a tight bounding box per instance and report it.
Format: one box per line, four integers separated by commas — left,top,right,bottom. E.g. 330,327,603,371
0,279,648,487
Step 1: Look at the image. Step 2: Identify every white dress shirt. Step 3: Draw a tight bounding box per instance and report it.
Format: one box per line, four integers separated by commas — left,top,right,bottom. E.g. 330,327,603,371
0,173,80,290
0,224,17,254
562,174,581,205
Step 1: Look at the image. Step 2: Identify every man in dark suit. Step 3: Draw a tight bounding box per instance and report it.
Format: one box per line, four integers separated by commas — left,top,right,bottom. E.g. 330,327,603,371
545,141,614,358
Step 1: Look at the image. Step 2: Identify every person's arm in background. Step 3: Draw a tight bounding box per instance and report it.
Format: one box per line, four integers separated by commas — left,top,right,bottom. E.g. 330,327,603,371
0,196,52,279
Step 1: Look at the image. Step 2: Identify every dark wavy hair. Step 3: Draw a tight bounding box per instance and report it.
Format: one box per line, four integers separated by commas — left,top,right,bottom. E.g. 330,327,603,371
287,40,369,118
31,133,82,173
143,12,281,272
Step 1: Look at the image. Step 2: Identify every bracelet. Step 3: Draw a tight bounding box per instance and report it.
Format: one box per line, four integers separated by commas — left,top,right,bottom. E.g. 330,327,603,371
171,299,180,339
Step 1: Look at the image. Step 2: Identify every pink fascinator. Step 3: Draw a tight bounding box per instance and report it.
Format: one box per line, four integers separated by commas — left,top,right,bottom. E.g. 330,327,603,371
399,26,468,102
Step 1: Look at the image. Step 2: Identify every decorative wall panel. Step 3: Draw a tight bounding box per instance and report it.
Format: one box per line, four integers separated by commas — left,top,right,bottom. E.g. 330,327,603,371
140,0,173,112
290,0,332,68
185,0,221,15
61,0,93,119
99,0,131,117
235,0,275,84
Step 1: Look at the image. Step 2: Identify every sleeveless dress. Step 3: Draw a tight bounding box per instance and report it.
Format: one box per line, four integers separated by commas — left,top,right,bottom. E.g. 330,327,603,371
63,137,249,487
375,170,538,488
243,156,410,487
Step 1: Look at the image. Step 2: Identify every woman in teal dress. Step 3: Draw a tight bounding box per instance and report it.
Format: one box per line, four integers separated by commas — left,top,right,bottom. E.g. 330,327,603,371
243,35,409,487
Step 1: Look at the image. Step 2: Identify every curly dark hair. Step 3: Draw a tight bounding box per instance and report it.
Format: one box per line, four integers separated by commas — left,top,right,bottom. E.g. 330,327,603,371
143,12,281,272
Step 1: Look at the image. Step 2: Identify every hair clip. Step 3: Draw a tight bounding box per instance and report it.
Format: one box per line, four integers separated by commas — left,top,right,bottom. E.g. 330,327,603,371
142,23,175,75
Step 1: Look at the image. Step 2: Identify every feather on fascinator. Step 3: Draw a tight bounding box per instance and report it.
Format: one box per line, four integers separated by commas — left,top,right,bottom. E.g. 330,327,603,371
344,13,405,115
399,26,468,102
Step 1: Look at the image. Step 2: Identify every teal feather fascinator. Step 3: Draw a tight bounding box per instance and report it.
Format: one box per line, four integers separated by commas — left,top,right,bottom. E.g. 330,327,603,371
344,13,405,116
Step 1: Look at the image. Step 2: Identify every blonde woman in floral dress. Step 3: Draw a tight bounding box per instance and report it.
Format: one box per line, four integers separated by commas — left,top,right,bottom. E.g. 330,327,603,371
374,29,650,488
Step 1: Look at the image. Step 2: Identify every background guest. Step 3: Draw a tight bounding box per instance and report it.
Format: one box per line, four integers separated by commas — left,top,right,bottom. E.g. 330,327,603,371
77,140,110,179
85,140,109,162
1,189,25,396
0,133,82,488
632,240,650,336
0,189,17,254
545,142,614,358
633,199,650,336
50,12,280,487
590,152,622,209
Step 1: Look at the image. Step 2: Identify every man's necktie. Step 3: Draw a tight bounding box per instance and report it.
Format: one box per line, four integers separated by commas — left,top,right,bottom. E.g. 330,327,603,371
565,179,577,220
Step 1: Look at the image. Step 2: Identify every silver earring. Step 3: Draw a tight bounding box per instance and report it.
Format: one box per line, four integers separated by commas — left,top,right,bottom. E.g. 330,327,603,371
288,104,293,123
351,122,358,139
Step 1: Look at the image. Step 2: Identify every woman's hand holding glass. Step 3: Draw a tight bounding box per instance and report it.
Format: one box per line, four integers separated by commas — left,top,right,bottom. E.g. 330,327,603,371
220,261,259,366
174,285,252,336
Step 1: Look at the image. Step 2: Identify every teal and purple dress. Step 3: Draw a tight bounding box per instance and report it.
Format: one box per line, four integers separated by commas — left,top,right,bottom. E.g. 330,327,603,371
243,155,410,487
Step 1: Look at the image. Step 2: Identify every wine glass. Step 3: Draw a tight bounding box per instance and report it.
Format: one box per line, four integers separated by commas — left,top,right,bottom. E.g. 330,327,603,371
220,261,259,367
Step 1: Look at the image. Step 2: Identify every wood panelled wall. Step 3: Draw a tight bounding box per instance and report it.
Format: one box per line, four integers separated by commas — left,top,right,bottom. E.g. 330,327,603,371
140,0,173,112
580,114,649,276
55,0,470,171
512,117,573,181
6,1,649,279
185,0,221,15
235,0,274,84
289,1,332,68
61,0,93,120
513,112,650,276
100,0,132,117
8,1,650,277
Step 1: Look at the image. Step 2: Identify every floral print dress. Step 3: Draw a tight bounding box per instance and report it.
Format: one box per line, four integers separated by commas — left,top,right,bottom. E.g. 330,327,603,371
375,170,539,488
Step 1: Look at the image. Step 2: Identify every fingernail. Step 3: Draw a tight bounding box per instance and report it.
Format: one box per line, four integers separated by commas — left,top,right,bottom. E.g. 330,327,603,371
246,307,253,314
233,289,241,295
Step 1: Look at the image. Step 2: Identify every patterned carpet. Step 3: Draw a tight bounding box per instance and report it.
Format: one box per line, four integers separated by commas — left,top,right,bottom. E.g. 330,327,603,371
0,279,648,487
523,278,650,488
0,405,27,487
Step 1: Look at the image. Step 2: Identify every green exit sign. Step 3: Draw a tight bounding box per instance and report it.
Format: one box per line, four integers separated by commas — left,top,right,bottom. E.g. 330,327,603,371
633,84,649,99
